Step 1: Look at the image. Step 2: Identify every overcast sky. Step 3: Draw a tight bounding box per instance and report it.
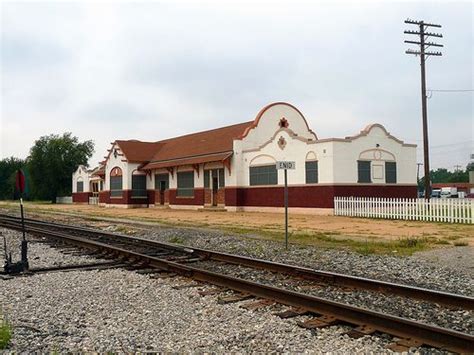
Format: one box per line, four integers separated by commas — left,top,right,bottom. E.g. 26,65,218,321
1,0,472,171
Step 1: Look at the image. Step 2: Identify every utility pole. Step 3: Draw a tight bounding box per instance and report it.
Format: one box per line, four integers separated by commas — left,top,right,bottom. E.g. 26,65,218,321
454,164,462,172
404,19,443,200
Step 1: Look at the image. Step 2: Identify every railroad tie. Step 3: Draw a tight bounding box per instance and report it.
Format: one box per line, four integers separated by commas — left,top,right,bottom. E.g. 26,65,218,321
274,307,310,319
240,299,275,310
297,315,340,329
387,338,424,352
344,325,377,338
218,293,253,304
198,287,227,296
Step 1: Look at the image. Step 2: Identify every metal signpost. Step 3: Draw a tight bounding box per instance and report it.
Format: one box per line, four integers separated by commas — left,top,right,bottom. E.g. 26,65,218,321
4,170,29,273
276,161,295,249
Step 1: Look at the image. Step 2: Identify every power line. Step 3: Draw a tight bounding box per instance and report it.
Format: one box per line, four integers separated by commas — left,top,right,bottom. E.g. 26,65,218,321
428,89,474,92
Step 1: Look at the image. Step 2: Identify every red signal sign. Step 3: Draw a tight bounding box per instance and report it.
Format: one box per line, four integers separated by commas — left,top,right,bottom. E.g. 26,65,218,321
16,169,25,194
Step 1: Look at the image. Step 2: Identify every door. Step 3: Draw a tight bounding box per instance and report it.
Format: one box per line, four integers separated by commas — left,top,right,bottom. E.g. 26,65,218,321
159,181,166,205
212,177,218,206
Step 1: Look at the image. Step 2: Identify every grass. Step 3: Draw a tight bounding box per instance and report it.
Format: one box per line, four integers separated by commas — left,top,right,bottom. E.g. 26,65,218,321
223,226,431,256
169,236,185,244
0,317,11,350
453,241,469,247
1,200,471,255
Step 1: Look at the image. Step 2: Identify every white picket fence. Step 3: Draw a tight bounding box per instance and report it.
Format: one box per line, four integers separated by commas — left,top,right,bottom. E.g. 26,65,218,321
334,197,474,224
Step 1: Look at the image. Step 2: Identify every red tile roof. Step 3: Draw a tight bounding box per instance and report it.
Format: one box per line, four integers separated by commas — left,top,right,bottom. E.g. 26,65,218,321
108,121,253,169
115,141,162,163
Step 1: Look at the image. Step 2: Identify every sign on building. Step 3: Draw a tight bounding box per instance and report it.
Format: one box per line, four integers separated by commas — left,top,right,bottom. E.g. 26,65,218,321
276,161,296,170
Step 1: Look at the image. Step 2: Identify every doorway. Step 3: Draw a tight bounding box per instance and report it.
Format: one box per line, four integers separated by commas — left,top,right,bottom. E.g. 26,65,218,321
212,177,218,206
159,181,166,205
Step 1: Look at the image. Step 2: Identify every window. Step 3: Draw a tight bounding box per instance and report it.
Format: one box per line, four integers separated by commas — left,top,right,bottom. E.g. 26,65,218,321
385,162,397,183
154,174,169,190
177,171,194,197
249,165,278,186
110,176,123,197
204,170,210,188
358,161,371,183
132,175,147,197
305,161,318,184
110,167,123,197
218,168,225,188
76,181,84,193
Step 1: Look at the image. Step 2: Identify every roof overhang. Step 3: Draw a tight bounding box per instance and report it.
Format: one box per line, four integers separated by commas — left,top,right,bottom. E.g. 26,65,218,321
140,151,233,171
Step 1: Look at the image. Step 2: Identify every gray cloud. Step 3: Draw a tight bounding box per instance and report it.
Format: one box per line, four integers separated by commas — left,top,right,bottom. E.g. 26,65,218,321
1,1,472,171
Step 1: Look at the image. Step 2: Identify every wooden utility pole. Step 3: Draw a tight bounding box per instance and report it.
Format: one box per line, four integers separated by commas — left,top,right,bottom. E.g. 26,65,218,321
404,19,443,199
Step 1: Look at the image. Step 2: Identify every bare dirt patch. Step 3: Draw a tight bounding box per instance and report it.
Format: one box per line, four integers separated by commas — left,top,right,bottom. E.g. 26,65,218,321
1,201,472,249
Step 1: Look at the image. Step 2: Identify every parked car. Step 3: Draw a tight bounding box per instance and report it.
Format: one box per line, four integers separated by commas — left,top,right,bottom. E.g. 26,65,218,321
440,187,458,198
431,189,441,198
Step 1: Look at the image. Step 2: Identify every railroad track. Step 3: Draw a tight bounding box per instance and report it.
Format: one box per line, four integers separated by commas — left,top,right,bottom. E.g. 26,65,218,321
1,214,473,353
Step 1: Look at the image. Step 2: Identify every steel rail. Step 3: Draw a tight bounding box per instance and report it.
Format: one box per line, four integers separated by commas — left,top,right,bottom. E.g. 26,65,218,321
1,220,473,353
1,214,473,310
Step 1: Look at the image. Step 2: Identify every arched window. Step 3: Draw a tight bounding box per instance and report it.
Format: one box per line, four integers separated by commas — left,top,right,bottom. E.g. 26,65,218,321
76,177,84,193
305,152,318,184
110,167,123,197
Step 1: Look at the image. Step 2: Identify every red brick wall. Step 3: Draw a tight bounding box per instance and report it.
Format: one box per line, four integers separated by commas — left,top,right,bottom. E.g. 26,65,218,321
72,192,92,203
97,190,154,205
169,188,205,205
204,189,212,205
217,188,225,205
154,190,170,205
225,185,417,208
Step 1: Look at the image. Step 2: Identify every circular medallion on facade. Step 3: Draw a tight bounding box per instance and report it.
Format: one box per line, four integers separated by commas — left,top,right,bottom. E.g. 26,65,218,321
278,136,287,150
373,150,382,160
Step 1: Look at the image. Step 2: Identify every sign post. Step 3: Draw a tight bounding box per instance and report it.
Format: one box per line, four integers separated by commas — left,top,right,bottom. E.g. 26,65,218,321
15,169,28,270
276,161,295,249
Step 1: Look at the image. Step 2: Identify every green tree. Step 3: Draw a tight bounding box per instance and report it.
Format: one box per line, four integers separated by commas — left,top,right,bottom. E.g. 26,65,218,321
28,133,94,202
0,157,26,200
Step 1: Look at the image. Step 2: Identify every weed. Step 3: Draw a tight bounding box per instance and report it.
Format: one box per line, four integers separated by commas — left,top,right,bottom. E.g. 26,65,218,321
0,317,11,349
433,239,451,245
169,236,185,244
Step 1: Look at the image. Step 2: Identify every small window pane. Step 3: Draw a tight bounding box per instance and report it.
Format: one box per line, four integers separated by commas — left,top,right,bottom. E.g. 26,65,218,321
177,171,194,197
218,169,225,188
110,175,123,197
385,162,397,183
132,175,147,197
204,170,210,188
358,161,371,183
249,165,278,186
77,181,84,193
305,161,318,184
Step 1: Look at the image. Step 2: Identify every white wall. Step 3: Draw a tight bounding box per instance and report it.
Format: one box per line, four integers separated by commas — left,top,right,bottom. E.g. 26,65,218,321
105,143,129,190
72,165,90,193
331,126,416,184
232,104,416,187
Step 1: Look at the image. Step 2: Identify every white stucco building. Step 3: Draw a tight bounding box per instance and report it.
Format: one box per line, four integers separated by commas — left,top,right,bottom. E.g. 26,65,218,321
73,102,417,212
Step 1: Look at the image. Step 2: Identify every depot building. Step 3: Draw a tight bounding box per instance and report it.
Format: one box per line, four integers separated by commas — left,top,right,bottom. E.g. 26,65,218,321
72,102,417,213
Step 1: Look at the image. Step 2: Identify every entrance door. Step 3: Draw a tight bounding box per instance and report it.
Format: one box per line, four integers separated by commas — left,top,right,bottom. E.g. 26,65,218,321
159,181,166,205
212,177,218,206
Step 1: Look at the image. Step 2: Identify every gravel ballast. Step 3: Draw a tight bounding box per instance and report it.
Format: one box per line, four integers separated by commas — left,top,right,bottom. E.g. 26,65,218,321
0,238,392,353
1,213,472,352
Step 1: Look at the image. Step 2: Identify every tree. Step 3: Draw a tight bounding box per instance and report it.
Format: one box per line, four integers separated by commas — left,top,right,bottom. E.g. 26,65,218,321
28,133,94,202
0,157,26,200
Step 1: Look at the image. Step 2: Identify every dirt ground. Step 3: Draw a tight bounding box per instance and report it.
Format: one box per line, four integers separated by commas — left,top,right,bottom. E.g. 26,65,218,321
1,201,472,246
